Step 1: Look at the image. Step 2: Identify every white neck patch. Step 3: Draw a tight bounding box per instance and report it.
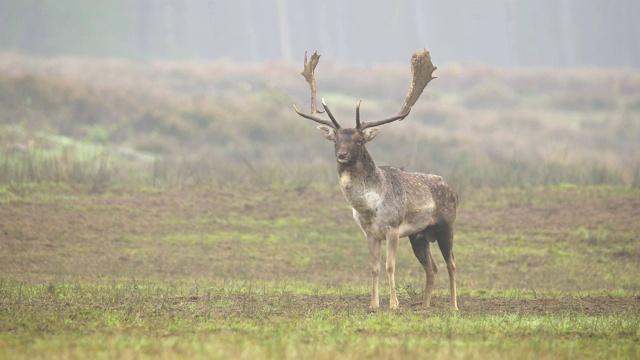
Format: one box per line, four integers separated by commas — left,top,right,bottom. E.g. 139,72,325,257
339,170,383,212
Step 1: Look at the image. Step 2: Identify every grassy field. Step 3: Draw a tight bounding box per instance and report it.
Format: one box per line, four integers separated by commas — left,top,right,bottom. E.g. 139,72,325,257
1,53,639,358
1,184,639,359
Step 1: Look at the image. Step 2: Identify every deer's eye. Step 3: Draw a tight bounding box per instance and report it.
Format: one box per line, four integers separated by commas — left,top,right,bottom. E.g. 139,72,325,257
356,140,362,146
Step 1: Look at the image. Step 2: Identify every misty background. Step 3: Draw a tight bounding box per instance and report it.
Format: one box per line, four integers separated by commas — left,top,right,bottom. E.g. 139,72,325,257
1,0,639,191
1,0,639,67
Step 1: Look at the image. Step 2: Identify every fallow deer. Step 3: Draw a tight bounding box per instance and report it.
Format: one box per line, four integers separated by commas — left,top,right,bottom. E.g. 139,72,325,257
293,50,458,310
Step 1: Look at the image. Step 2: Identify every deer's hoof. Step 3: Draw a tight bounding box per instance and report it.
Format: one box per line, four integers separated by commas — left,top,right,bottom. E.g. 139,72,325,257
410,301,432,310
390,298,399,309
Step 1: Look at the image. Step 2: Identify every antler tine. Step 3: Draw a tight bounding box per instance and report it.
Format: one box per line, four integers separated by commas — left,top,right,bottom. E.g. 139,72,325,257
321,99,341,129
358,107,412,130
355,100,362,129
293,104,335,127
293,51,340,129
357,49,436,131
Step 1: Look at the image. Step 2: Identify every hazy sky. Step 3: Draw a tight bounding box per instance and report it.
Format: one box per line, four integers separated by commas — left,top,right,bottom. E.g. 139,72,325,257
1,0,639,67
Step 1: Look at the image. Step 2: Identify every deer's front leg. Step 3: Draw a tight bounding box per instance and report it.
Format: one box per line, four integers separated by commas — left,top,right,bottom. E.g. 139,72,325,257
367,236,381,309
386,228,400,309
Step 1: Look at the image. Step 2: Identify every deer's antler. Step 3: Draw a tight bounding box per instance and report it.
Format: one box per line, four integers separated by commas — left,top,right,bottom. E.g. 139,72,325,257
358,49,437,130
293,51,341,129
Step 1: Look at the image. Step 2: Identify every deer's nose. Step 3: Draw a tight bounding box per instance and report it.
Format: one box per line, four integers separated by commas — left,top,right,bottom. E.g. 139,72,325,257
337,150,349,161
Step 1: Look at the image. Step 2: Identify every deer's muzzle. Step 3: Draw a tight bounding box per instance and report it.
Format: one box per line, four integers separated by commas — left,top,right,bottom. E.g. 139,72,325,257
336,150,350,163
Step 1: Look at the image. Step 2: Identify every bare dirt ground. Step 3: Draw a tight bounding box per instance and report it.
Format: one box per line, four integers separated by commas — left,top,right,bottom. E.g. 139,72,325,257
181,293,640,318
4,292,637,326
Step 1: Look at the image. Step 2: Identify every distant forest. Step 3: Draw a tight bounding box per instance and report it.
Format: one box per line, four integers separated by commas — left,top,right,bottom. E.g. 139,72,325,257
1,0,639,67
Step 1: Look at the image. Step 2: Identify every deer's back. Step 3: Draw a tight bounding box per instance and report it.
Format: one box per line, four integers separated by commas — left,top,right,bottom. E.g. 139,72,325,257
381,167,458,235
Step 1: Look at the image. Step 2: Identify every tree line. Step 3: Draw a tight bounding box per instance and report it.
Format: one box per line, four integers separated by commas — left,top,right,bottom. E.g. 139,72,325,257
1,0,638,67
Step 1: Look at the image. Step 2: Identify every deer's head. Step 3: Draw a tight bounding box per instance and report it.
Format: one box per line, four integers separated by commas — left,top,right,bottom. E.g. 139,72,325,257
310,100,404,164
293,50,436,165
319,127,376,164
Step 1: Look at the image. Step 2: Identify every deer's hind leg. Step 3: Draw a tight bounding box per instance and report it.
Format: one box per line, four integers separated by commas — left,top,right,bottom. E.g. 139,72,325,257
409,229,438,309
434,222,458,311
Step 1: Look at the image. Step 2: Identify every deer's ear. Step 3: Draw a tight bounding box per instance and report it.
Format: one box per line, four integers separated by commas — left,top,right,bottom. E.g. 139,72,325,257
317,125,336,141
362,127,379,142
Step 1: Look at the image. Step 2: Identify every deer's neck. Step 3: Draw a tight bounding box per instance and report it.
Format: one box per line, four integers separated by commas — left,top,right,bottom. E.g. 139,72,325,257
337,148,384,213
